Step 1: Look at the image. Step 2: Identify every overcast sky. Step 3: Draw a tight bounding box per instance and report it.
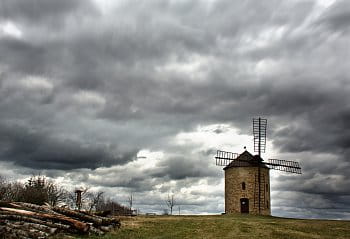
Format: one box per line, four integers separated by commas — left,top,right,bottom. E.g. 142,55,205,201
0,0,349,219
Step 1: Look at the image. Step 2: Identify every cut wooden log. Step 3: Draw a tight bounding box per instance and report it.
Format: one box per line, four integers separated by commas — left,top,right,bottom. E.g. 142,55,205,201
88,225,104,235
0,202,122,237
52,207,121,227
52,207,103,225
0,207,89,233
12,202,58,215
2,222,42,239
6,221,49,238
94,210,111,217
0,214,70,230
11,221,57,234
0,202,59,217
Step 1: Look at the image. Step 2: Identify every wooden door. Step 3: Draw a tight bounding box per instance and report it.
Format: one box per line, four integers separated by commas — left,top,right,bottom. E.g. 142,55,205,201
240,198,249,213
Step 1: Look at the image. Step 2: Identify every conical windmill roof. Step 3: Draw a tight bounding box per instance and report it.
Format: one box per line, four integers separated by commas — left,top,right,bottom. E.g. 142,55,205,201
223,150,268,170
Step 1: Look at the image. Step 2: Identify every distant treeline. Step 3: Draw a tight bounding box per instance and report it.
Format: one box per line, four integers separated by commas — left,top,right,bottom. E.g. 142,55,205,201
0,175,131,216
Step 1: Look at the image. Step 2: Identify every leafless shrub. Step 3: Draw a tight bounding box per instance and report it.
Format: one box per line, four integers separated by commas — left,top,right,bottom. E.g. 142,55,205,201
0,175,66,206
96,197,132,216
0,175,128,215
165,194,176,215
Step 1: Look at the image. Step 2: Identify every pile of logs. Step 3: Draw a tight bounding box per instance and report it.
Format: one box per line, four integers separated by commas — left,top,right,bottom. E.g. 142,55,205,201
0,202,121,238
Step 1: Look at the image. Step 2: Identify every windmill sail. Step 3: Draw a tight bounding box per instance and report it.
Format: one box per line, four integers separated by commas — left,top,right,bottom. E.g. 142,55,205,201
215,150,239,166
253,118,267,153
265,159,302,174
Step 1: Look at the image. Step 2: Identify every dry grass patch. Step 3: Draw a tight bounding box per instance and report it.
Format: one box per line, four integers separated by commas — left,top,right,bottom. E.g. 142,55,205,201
75,214,350,239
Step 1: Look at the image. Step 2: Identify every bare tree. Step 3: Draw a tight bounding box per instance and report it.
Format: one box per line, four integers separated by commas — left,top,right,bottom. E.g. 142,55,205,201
5,182,25,202
0,176,9,201
46,181,67,207
165,194,176,215
63,190,77,209
127,193,133,210
87,191,104,213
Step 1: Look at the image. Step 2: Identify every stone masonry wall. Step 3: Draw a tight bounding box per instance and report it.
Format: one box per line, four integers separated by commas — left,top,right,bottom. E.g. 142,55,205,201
225,166,270,215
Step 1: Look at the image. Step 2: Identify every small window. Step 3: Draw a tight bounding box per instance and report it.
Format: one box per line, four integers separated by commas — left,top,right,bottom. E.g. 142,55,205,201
266,184,268,192
242,182,246,190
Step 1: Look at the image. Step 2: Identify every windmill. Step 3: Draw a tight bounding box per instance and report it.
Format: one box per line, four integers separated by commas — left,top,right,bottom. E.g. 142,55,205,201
215,118,301,215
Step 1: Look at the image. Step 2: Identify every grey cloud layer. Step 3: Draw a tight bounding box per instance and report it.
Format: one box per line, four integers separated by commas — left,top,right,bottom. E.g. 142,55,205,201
0,0,349,218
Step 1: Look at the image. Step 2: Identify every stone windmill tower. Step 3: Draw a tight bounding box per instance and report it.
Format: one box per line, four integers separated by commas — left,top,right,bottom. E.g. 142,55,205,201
215,118,301,215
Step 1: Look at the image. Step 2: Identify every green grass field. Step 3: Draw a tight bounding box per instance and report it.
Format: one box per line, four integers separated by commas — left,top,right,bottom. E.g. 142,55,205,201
75,214,350,239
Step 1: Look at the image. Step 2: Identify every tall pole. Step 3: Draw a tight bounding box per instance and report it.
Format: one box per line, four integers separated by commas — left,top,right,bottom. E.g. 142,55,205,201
258,117,261,214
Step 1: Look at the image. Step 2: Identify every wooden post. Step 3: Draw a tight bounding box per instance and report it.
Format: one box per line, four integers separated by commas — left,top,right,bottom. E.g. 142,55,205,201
75,189,83,211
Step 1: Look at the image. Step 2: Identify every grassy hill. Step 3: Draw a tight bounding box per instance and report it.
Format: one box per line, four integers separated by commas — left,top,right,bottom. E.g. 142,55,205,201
78,214,350,239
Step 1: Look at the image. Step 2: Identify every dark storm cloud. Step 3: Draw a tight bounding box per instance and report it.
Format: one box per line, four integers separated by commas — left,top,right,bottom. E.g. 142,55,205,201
0,0,349,218
273,110,350,155
151,156,216,180
0,37,48,75
0,122,137,169
318,0,350,32
271,190,350,219
0,0,97,27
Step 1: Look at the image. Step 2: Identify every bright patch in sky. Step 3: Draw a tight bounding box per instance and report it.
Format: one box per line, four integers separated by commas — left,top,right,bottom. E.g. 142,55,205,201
156,54,210,81
174,124,253,152
255,59,281,76
0,21,23,39
136,149,164,169
73,90,106,106
20,76,54,91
